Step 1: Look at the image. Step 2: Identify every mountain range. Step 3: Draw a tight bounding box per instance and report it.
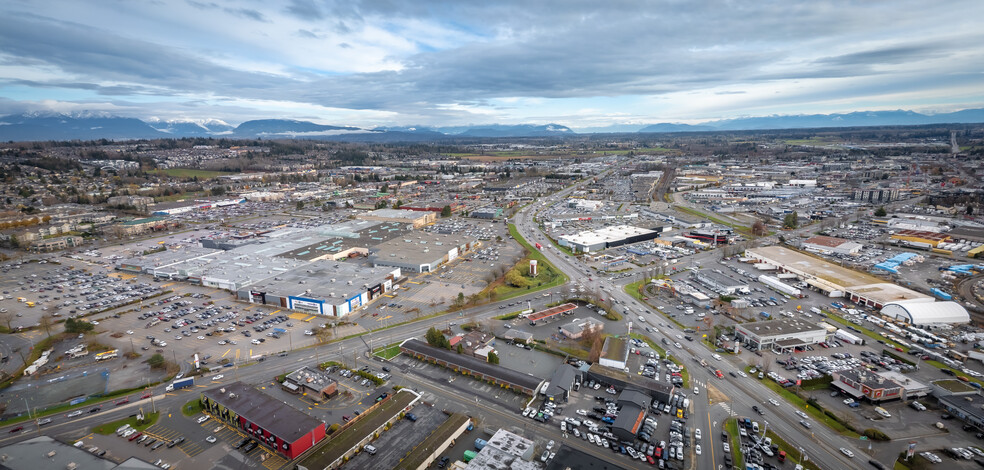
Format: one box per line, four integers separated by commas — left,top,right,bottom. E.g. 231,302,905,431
1,109,983,142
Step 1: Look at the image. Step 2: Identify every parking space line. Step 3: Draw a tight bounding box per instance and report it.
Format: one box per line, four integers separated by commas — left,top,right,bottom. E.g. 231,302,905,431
221,348,231,358
302,315,315,322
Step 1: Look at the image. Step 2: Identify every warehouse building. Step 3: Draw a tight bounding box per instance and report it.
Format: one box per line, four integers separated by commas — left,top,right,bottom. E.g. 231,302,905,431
357,208,437,228
470,206,503,219
200,382,326,460
691,270,750,295
801,235,863,255
939,392,984,431
734,318,831,352
368,232,477,273
611,389,651,441
558,225,659,253
543,364,579,402
599,336,630,370
844,283,932,310
880,298,970,326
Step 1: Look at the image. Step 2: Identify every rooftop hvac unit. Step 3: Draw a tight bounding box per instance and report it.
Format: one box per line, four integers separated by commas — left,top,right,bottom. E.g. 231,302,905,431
347,281,353,285
331,278,336,282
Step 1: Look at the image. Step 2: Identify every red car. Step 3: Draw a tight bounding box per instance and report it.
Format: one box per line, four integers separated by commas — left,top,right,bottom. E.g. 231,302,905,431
9,426,23,433
115,399,130,406
141,393,152,400
714,370,724,379
129,432,142,441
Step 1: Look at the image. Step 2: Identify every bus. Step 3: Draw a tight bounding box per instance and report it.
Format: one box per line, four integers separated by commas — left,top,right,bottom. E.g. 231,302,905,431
95,350,119,361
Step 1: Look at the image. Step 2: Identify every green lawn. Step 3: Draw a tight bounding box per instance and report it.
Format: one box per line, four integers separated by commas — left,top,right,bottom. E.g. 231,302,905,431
92,412,159,434
372,342,403,360
763,427,822,470
486,225,568,301
155,168,233,179
181,398,203,417
673,205,754,237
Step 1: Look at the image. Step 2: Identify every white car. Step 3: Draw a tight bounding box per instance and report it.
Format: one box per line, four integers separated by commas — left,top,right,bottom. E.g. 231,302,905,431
211,374,224,381
197,336,205,340
696,445,702,455
737,371,747,378
205,436,217,443
694,429,701,440
693,387,699,395
769,399,780,406
576,409,588,416
197,416,209,424
795,410,808,419
67,410,84,418
126,330,134,335
840,448,854,458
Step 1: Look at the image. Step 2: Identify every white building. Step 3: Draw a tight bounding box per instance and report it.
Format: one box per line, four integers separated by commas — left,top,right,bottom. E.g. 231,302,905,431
880,299,970,327
734,318,831,353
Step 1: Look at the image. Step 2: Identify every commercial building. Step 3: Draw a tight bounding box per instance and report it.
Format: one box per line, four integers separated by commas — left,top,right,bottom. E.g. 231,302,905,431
844,283,932,310
611,389,651,441
691,270,749,295
200,381,327,460
559,317,604,339
585,364,676,404
831,369,902,403
113,216,178,236
368,232,477,273
558,225,658,253
237,262,401,317
880,299,970,326
357,208,437,228
734,318,831,352
400,339,543,395
29,235,83,252
282,366,338,401
470,206,503,219
801,235,863,256
939,392,984,430
543,364,579,402
0,435,145,470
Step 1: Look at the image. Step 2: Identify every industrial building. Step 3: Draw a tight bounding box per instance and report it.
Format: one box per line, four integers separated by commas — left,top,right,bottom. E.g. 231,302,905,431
880,298,970,326
691,270,750,295
357,208,437,228
843,283,932,310
200,381,327,460
558,225,659,253
734,318,831,352
368,232,477,273
938,391,984,430
0,435,157,470
400,339,543,395
831,368,902,403
801,235,863,255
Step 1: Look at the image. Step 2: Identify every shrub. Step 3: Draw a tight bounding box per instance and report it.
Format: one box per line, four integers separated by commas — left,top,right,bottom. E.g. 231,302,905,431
863,428,890,441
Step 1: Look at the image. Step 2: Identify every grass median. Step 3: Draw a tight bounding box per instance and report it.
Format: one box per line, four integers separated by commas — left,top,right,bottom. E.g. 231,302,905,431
92,412,160,435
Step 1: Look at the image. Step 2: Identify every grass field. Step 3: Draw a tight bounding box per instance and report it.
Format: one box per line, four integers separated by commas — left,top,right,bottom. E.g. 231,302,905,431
673,205,754,237
483,225,568,301
155,168,233,179
372,342,403,360
92,412,160,435
725,418,745,469
181,398,203,417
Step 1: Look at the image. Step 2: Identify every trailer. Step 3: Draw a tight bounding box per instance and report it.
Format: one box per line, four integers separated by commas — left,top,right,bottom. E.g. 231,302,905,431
753,263,777,271
165,377,194,392
758,275,801,296
968,351,984,364
930,288,953,301
834,329,865,345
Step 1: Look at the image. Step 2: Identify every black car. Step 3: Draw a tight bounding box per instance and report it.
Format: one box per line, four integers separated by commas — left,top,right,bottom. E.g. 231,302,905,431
235,437,250,449
242,440,258,452
437,456,450,468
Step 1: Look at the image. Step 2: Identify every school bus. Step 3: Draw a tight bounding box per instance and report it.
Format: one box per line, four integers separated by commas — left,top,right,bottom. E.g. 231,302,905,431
26,301,35,307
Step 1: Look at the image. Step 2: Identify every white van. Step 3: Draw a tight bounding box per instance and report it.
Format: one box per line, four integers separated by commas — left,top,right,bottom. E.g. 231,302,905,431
364,444,377,455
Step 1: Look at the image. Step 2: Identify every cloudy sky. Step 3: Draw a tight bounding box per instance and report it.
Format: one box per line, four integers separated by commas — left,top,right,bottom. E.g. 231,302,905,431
1,0,982,129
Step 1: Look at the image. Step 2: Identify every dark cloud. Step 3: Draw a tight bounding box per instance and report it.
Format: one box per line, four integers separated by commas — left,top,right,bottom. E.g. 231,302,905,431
285,0,324,20
223,7,268,22
816,44,951,67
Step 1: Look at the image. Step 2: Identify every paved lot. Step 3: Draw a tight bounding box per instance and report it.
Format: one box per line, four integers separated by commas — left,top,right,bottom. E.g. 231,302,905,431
346,404,444,469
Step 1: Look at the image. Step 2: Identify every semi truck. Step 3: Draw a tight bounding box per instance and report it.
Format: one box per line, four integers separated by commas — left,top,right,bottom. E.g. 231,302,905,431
165,377,194,392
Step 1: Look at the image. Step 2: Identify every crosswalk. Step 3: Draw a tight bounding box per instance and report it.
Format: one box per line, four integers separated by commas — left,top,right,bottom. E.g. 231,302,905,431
718,402,737,416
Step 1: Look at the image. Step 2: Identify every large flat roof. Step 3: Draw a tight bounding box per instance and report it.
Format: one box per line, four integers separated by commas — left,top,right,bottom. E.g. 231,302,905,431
370,232,477,265
201,381,324,443
847,283,931,305
736,317,827,339
245,259,397,301
747,246,882,288
560,225,656,247
401,339,543,391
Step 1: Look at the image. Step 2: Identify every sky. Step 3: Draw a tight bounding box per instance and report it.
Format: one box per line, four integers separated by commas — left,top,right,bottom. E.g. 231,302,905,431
1,0,983,129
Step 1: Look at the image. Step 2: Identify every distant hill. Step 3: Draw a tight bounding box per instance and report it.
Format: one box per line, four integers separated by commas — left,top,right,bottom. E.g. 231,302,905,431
637,109,984,133
231,119,364,138
0,111,164,141
147,118,234,136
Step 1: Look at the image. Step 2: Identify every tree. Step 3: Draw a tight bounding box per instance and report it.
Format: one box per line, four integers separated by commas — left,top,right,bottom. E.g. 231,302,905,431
0,310,13,331
456,343,463,354
147,353,166,369
441,205,452,217
504,269,530,288
453,292,466,309
487,351,499,364
874,206,887,217
64,318,94,334
751,219,768,236
782,212,799,229
425,327,450,349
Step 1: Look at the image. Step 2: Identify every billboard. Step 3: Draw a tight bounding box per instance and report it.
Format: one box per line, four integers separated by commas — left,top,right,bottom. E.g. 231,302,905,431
347,294,363,310
368,284,382,299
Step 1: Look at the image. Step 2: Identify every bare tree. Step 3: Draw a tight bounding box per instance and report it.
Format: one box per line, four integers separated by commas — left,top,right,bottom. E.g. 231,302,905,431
0,311,13,331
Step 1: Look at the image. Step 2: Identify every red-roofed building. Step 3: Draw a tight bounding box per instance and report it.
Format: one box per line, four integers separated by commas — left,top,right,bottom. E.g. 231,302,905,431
527,303,578,325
